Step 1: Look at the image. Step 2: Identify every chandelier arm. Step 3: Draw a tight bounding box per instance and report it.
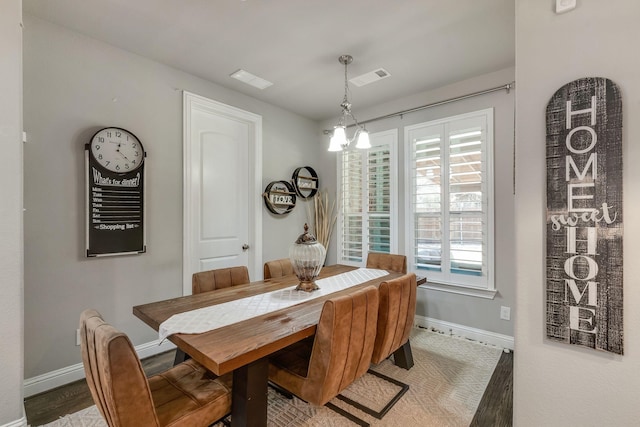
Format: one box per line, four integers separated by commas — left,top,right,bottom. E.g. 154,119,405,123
348,113,361,132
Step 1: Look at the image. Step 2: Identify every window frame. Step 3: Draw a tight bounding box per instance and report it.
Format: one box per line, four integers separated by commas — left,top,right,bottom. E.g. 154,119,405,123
404,108,496,298
337,129,398,267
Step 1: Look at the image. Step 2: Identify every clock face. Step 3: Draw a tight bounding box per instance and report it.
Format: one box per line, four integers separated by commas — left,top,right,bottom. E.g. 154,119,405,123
90,127,144,173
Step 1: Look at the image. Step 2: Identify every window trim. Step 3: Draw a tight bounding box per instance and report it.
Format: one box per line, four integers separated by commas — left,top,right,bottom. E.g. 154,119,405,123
337,128,398,267
404,108,495,297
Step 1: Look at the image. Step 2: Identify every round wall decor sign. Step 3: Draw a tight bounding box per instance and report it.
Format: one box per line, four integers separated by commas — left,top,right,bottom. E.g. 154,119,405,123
263,180,296,215
292,166,318,199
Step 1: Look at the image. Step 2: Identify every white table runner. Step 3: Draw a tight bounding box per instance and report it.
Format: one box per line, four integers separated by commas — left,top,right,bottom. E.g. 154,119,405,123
159,268,387,341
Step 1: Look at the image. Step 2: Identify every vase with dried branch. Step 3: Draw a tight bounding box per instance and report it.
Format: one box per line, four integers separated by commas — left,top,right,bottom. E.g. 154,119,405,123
305,189,337,257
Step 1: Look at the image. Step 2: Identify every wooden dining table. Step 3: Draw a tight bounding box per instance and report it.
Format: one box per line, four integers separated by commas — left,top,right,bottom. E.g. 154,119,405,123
133,264,403,427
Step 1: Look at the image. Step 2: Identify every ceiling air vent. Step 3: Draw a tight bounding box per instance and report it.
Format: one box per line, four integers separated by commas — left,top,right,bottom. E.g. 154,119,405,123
349,68,391,87
229,69,273,90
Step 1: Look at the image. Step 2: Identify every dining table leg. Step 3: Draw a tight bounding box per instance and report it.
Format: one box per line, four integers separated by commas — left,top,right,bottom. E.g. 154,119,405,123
393,340,414,369
231,357,269,427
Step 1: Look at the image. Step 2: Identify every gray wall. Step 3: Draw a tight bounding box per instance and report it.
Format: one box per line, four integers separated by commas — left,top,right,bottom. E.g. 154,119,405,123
23,15,324,379
0,1,25,424
322,67,516,337
514,1,640,425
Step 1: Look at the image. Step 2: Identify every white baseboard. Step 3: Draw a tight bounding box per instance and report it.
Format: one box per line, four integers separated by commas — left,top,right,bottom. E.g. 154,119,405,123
414,315,514,350
0,414,27,427
23,339,176,398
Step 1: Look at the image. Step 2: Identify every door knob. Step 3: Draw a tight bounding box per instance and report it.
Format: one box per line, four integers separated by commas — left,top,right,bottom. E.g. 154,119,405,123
242,244,250,251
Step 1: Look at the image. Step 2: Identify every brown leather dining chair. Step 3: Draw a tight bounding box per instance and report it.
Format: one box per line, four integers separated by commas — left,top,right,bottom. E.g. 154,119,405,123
263,258,294,279
79,309,232,427
192,265,250,294
268,286,379,425
372,272,418,366
366,252,407,274
337,273,418,419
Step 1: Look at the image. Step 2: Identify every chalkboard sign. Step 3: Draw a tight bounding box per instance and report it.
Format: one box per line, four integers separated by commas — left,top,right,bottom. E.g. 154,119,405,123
545,78,623,354
85,127,147,256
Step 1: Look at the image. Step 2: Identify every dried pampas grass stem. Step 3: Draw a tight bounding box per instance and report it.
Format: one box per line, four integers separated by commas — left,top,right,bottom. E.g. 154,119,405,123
306,190,337,250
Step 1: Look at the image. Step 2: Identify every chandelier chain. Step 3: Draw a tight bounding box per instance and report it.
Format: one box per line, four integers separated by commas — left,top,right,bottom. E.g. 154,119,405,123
343,60,350,108
340,57,358,126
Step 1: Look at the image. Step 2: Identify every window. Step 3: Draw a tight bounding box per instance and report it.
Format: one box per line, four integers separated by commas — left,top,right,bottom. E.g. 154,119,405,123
338,129,398,265
405,109,494,295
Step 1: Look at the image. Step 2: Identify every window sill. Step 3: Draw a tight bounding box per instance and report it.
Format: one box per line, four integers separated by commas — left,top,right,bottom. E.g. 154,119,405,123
418,281,497,299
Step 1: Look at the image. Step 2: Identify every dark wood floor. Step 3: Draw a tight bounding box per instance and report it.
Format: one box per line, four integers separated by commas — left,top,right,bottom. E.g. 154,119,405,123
471,350,514,427
24,350,175,426
25,348,513,426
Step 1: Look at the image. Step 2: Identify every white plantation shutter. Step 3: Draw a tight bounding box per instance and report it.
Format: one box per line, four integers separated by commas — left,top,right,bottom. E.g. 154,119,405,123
413,128,443,271
406,109,494,289
448,123,485,276
367,145,392,253
338,130,397,266
340,149,363,262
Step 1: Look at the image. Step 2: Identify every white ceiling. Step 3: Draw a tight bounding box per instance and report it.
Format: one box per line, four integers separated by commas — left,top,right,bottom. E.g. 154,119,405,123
22,0,515,122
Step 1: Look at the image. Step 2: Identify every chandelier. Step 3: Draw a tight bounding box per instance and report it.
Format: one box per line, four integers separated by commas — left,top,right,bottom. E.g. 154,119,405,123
328,55,371,152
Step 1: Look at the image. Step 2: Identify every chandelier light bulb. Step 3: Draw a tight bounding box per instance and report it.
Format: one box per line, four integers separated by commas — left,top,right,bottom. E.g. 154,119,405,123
329,126,346,151
328,136,343,152
355,129,371,149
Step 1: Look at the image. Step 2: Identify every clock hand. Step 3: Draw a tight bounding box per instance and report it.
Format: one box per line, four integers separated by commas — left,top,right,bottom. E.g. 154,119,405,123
117,150,131,162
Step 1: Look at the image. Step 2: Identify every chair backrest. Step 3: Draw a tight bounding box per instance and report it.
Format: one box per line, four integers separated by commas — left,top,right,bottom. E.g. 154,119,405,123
79,309,113,425
79,309,159,427
263,258,294,279
366,252,407,274
192,266,250,294
371,273,417,364
303,285,379,405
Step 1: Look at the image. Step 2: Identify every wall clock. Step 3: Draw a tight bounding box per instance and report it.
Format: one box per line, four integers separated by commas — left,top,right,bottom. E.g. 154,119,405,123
89,127,144,173
85,126,146,257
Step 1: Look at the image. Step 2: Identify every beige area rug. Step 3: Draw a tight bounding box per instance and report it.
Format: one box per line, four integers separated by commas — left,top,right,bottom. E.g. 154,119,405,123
39,328,502,427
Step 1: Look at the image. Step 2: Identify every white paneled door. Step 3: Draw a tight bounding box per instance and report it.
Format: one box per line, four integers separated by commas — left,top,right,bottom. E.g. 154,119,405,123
183,92,262,294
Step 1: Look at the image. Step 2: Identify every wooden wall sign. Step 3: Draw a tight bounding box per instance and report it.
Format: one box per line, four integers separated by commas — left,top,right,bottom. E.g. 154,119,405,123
263,180,296,215
85,127,147,256
292,166,318,199
264,166,319,215
546,77,623,354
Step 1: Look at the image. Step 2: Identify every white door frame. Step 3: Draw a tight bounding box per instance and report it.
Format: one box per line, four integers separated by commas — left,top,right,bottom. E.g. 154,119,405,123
183,91,262,295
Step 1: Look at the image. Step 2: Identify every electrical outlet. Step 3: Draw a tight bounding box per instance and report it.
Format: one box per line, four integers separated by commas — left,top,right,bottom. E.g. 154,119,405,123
500,306,511,321
76,328,81,346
